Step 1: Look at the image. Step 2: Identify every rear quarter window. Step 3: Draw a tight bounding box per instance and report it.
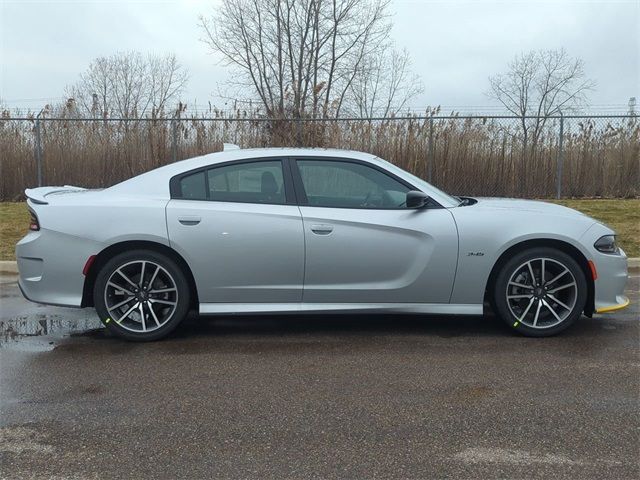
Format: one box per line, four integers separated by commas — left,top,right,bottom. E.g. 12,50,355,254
178,171,207,200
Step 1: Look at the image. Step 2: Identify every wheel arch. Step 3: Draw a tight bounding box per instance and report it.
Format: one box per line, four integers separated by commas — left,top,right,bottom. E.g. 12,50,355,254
81,240,199,309
484,238,595,317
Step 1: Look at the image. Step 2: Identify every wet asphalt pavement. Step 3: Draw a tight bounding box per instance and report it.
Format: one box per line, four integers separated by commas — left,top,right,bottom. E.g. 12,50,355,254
0,274,638,479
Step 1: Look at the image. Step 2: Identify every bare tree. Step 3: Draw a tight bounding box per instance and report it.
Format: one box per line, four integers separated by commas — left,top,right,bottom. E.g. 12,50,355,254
199,0,420,119
67,52,188,119
488,48,595,148
349,47,423,118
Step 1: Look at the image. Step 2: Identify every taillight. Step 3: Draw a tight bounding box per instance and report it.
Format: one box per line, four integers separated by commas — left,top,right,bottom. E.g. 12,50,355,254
29,211,40,231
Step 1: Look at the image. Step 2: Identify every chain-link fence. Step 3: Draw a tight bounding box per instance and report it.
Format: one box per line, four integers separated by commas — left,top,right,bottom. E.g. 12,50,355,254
0,114,638,201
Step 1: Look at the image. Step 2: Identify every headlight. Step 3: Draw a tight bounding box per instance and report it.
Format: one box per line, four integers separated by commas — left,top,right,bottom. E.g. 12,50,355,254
594,235,619,254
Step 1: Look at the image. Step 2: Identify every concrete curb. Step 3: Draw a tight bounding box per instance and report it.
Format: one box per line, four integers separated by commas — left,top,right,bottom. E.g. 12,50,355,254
1,258,639,275
0,261,18,275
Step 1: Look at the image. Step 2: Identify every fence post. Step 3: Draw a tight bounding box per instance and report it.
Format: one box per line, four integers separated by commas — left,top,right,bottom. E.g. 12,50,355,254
427,115,434,182
171,118,178,163
34,115,43,187
296,118,303,147
556,113,564,199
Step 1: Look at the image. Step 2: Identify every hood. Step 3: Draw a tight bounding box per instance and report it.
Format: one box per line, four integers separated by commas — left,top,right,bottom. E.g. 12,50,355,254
471,197,588,219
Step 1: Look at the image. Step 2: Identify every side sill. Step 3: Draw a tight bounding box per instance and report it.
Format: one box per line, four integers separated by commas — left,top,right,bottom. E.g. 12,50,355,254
199,303,483,315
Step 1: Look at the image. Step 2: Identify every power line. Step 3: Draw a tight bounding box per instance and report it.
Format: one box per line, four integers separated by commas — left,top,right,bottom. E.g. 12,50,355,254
1,96,67,103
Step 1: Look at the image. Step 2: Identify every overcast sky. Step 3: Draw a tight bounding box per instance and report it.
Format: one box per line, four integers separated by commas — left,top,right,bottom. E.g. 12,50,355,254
1,0,638,114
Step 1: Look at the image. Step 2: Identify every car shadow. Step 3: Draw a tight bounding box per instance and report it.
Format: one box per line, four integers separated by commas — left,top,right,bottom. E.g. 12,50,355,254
171,311,510,340
77,310,619,348
63,311,622,358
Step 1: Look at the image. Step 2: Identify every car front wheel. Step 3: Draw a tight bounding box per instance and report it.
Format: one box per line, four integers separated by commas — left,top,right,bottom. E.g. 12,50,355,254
493,247,588,337
93,250,190,341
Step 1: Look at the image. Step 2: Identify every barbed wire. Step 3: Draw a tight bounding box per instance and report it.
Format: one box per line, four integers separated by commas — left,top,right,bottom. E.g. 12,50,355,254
1,102,634,116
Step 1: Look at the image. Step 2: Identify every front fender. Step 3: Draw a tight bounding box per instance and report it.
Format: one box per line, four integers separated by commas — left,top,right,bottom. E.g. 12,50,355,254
449,207,595,305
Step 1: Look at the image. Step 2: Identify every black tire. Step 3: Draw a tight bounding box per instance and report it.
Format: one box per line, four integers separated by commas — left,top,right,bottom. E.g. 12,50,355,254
493,247,587,337
93,249,190,341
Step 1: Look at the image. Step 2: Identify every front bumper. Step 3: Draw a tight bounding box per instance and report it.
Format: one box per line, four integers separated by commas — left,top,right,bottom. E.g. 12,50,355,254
579,222,630,315
592,249,629,314
596,296,630,313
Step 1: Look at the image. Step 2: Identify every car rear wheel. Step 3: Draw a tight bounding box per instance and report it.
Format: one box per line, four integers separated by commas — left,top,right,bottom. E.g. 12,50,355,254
93,250,190,341
493,247,587,337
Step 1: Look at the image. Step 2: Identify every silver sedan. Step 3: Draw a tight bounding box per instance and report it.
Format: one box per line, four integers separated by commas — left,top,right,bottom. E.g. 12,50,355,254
17,148,629,341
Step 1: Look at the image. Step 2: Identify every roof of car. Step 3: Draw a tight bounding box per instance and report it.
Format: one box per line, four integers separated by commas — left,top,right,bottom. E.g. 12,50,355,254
180,147,376,167
153,147,376,176
104,146,460,207
107,148,380,196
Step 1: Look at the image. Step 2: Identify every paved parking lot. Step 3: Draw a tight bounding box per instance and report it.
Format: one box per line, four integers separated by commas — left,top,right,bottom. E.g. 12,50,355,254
1,275,638,479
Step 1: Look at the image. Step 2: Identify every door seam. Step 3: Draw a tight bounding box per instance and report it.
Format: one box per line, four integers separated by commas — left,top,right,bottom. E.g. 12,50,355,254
298,205,307,302
447,208,461,304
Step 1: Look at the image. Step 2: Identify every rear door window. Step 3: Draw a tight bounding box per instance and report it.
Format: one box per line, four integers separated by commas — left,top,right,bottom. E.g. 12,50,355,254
207,161,285,204
175,160,286,205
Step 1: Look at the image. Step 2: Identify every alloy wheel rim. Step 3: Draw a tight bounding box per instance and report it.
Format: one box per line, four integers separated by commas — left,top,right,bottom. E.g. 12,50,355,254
506,257,578,329
103,260,178,333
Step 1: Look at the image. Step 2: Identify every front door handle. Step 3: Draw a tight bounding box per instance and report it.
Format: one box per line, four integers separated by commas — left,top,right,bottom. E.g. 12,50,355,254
178,216,201,226
310,224,333,235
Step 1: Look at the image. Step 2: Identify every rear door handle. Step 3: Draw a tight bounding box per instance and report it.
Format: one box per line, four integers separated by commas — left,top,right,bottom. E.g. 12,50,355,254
178,216,201,226
310,224,333,235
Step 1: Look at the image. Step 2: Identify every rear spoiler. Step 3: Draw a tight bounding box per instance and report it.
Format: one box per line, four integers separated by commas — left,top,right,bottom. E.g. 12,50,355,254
24,185,87,205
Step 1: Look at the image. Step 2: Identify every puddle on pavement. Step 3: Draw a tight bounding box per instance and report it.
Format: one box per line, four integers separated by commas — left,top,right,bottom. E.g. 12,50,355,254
0,314,103,350
0,278,103,350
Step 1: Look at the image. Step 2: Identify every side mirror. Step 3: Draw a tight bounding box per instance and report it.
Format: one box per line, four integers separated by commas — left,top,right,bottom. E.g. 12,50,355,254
406,190,430,209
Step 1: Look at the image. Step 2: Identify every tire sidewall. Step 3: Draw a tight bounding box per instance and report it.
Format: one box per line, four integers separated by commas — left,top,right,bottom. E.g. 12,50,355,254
494,247,588,337
93,249,191,341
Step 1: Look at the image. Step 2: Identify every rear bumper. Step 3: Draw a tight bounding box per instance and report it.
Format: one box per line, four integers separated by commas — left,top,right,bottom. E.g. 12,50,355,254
16,229,102,308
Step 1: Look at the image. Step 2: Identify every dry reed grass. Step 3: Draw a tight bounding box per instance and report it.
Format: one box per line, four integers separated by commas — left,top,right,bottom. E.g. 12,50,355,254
1,112,638,201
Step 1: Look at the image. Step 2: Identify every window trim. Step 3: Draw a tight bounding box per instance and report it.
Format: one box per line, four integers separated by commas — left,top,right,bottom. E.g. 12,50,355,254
169,157,295,206
290,157,443,210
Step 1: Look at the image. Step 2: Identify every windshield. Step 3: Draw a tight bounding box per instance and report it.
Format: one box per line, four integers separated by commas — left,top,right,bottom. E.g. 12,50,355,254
374,157,460,207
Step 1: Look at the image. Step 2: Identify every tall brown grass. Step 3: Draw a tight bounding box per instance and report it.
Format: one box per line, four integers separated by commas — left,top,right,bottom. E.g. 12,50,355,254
1,112,638,201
